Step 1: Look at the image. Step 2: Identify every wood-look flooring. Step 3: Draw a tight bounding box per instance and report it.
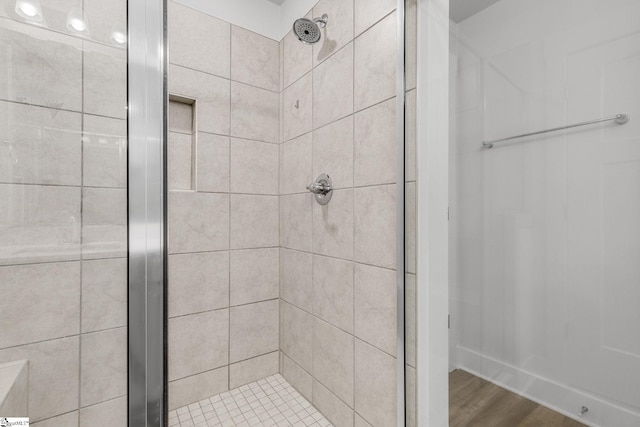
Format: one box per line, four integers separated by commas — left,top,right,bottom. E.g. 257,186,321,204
449,370,588,427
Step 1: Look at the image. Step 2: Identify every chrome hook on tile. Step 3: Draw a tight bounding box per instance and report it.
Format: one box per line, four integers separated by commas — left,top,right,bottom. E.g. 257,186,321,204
307,173,333,205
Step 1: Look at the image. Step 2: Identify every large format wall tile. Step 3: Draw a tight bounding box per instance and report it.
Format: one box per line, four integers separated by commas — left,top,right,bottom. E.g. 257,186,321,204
169,251,230,317
355,339,397,427
280,249,313,313
354,98,397,186
169,310,229,381
312,318,354,406
0,102,81,186
230,300,279,362
31,412,78,427
312,255,354,333
283,27,312,88
169,65,231,135
230,195,278,249
280,133,312,195
229,351,279,389
355,0,396,36
230,138,278,195
80,327,127,406
312,0,354,66
79,396,127,427
354,13,397,111
312,188,354,260
197,133,230,193
354,185,396,269
0,262,79,348
281,302,313,372
0,29,82,111
169,1,230,78
313,115,354,190
231,25,280,92
313,43,354,129
230,248,279,306
280,193,313,252
0,337,79,422
168,192,230,254
231,82,279,144
168,367,228,411
354,264,397,356
282,72,312,142
312,380,354,427
82,188,127,258
83,48,127,119
83,115,127,188
0,184,81,264
282,353,313,401
83,0,126,46
82,258,127,333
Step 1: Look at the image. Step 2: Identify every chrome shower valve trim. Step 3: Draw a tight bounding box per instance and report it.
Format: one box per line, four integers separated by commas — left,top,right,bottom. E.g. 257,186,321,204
307,173,333,205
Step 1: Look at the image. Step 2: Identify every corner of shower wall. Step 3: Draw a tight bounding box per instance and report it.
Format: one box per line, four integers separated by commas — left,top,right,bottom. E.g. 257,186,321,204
278,0,404,425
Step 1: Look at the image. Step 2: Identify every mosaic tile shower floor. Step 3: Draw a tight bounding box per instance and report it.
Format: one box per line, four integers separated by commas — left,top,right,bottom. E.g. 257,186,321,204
169,374,333,427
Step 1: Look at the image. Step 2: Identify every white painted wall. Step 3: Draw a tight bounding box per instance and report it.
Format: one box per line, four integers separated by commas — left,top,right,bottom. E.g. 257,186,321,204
175,0,319,40
416,0,449,426
450,0,640,426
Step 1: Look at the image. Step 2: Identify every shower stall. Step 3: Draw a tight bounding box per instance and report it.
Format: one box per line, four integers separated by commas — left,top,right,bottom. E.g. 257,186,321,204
0,0,412,426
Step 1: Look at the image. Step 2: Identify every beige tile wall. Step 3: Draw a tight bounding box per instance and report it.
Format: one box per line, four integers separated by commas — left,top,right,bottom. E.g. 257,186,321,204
167,1,281,410
279,0,401,426
0,0,129,425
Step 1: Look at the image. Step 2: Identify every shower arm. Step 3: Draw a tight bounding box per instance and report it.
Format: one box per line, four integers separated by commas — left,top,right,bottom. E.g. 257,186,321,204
313,14,328,28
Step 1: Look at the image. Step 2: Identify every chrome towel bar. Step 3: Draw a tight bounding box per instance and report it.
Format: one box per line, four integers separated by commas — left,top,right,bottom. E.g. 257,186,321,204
482,113,630,149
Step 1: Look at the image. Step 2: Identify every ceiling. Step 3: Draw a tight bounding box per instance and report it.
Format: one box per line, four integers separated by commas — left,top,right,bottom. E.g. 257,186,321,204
265,0,287,5
450,0,503,23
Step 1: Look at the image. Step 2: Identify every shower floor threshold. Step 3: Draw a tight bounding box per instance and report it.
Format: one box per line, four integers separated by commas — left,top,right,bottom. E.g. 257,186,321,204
169,374,333,427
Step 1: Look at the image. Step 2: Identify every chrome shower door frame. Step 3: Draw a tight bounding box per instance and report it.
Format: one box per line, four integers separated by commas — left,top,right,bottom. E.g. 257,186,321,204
396,0,407,425
128,0,168,425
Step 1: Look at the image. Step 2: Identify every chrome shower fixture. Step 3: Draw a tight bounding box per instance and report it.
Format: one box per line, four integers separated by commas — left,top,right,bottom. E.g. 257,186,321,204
293,14,328,45
307,173,333,205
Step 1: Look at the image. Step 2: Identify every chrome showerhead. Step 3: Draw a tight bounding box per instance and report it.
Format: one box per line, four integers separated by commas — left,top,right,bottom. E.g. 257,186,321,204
293,14,328,45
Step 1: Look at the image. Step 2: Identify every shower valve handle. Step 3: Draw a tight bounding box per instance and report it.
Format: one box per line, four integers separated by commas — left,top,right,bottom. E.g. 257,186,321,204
307,181,332,195
307,174,334,205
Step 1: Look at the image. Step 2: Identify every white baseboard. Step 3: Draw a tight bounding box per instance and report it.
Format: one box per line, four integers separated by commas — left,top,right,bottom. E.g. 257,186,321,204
455,346,640,427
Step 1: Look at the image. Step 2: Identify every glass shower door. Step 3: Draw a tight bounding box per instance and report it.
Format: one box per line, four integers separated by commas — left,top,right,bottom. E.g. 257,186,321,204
0,0,128,423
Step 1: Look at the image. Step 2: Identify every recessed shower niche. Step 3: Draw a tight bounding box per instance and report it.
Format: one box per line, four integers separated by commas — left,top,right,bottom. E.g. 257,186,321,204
168,96,195,191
